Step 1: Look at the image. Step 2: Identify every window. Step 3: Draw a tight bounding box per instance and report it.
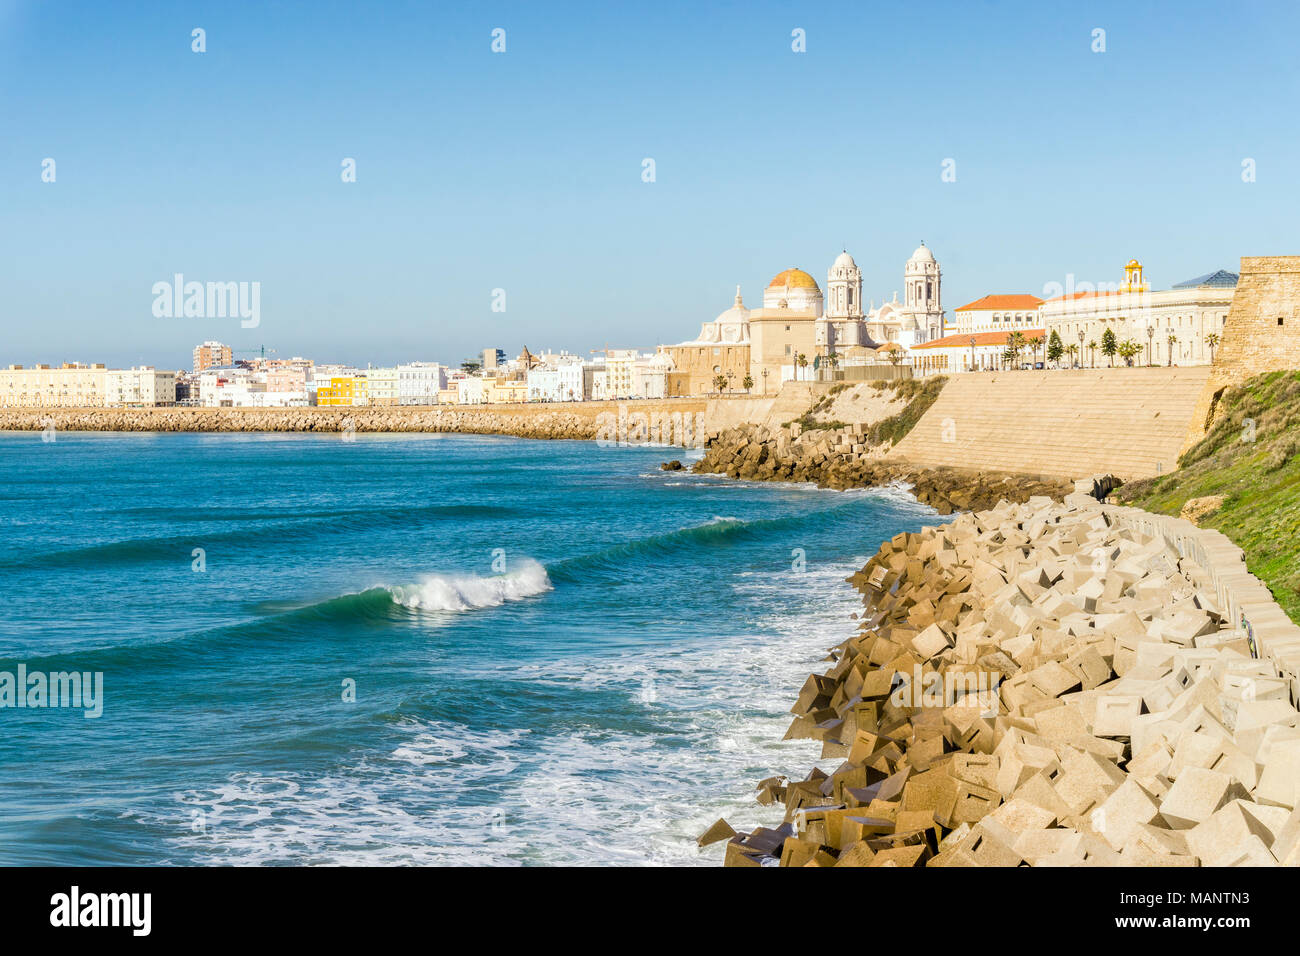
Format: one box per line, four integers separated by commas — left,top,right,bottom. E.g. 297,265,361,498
1280,317,1286,326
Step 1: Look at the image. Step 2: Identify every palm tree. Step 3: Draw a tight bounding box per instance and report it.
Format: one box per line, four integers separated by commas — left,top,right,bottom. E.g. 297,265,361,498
1166,333,1178,367
1205,331,1220,363
712,373,727,394
1118,341,1141,366
1005,332,1026,369
1026,335,1044,369
1088,340,1098,369
742,374,754,393
1066,342,1079,367
886,346,904,367
796,353,809,380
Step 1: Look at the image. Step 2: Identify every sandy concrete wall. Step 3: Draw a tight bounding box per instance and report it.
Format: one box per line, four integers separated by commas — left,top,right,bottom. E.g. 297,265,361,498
889,367,1212,480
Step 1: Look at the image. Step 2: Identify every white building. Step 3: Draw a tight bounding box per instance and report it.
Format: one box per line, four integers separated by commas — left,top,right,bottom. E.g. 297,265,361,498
398,363,447,405
104,367,176,406
1040,260,1237,367
457,376,485,405
200,369,265,407
526,361,585,402
951,294,1045,335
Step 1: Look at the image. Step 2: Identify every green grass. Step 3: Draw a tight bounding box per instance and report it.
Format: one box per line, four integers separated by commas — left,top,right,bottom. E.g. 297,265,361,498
1115,370,1300,623
866,376,947,447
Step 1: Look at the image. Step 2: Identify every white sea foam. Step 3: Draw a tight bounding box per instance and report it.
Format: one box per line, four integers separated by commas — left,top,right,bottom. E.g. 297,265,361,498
386,558,552,612
160,562,860,867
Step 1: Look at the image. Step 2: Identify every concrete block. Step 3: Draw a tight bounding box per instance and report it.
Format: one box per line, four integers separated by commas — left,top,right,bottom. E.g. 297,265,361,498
1255,739,1300,809
1159,768,1248,829
1092,778,1161,851
1093,694,1143,738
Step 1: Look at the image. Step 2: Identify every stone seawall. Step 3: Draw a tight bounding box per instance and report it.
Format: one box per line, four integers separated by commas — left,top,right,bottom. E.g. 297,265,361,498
891,367,1213,481
0,399,711,445
709,493,1300,867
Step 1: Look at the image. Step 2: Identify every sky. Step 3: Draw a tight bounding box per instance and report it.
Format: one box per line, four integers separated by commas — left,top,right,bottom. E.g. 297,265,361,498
2,0,1298,370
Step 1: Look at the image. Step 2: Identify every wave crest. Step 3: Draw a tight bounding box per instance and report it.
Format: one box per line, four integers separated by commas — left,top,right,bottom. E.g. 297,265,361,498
386,558,552,612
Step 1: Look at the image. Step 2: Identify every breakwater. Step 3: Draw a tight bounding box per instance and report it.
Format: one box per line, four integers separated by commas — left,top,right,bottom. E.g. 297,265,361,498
709,491,1300,867
0,399,711,445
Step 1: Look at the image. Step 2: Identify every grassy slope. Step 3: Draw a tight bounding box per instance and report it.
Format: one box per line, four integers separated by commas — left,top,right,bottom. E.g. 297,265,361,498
865,376,946,447
786,377,947,444
1115,370,1300,623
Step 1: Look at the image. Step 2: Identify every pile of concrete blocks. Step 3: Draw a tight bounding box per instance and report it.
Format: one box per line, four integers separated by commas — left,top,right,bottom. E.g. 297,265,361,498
716,494,1300,866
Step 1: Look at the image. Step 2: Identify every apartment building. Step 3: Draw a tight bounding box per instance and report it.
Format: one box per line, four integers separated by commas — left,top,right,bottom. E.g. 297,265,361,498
0,363,108,407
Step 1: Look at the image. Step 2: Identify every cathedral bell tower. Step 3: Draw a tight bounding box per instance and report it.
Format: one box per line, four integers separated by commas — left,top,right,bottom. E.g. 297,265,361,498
903,241,944,342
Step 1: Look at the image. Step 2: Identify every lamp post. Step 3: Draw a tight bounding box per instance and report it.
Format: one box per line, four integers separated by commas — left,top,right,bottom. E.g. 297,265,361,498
761,367,768,395
1146,325,1154,367
726,369,734,395
1077,330,1085,370
969,336,976,373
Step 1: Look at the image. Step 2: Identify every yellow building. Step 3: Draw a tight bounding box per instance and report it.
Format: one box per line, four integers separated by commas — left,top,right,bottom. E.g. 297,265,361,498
483,378,529,404
0,363,108,407
316,375,369,407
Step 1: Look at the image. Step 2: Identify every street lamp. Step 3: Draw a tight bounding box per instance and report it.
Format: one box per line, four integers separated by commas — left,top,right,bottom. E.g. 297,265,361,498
969,336,976,373
1146,325,1154,367
761,367,768,395
1077,330,1085,369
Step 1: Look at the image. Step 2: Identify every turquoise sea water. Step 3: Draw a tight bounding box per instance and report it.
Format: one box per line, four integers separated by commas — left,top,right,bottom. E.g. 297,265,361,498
0,431,935,865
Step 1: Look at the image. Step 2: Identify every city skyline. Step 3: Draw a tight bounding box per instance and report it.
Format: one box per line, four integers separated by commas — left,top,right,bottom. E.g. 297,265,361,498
3,0,1295,369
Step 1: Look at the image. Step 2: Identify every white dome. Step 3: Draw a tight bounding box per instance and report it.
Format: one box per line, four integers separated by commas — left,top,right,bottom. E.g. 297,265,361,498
713,286,749,325
910,242,935,262
832,250,857,271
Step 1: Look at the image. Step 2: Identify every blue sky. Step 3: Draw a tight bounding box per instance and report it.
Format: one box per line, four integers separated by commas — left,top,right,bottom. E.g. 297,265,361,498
2,0,1297,369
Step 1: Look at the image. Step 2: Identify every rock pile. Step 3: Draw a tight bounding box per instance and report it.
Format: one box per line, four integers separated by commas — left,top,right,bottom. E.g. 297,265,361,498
0,404,699,443
695,423,1071,512
714,494,1300,866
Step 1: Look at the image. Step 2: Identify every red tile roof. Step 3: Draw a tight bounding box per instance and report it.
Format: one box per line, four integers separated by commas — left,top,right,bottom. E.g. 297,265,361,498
954,294,1044,312
911,329,1046,349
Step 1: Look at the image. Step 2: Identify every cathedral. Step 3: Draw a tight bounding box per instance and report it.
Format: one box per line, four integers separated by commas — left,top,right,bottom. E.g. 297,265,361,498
819,243,946,351
661,243,947,395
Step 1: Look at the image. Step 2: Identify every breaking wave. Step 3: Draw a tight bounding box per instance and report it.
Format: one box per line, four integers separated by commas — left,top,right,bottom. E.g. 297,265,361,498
386,558,552,612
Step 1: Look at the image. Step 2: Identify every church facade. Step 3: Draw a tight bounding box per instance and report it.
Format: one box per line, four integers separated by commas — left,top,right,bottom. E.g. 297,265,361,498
661,243,948,395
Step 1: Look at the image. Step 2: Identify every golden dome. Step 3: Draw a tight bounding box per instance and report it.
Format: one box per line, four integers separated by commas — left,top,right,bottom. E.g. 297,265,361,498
767,268,820,291
1127,258,1141,268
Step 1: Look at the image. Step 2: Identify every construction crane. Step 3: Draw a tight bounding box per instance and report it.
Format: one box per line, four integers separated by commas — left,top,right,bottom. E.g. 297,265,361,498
232,346,278,363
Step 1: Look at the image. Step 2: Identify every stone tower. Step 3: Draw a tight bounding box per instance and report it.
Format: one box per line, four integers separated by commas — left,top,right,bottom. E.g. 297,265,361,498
903,242,944,341
1184,255,1300,450
826,250,863,321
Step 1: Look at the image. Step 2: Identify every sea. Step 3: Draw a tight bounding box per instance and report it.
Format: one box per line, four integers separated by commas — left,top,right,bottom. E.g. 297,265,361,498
0,430,937,865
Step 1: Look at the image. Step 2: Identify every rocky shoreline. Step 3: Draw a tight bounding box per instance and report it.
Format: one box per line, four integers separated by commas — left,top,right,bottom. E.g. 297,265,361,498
705,492,1300,867
694,422,1072,513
